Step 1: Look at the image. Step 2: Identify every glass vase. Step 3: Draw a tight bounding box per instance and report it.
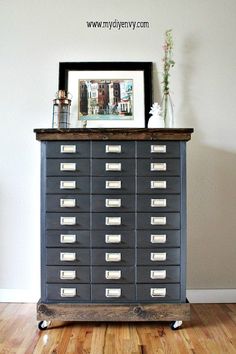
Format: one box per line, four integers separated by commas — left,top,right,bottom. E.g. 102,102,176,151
161,93,174,128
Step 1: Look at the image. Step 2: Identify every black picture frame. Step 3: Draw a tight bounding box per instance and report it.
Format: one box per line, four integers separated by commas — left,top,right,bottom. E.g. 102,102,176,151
58,62,152,127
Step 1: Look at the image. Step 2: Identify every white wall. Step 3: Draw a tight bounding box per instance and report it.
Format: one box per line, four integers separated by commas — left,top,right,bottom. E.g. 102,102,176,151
0,0,236,302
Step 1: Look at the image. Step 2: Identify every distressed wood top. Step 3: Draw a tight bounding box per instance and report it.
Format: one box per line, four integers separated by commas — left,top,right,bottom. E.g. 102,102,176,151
34,128,194,141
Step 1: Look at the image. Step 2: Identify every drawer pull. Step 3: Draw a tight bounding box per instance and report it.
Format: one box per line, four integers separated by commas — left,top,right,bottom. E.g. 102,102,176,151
60,145,76,153
150,234,166,244
60,216,76,225
60,199,76,208
105,270,121,280
151,216,166,225
106,163,121,171
106,145,122,153
151,145,166,153
60,270,76,280
150,181,167,189
150,288,166,297
150,270,166,279
151,252,167,262
105,234,121,244
60,181,76,189
105,199,121,208
105,217,121,226
150,163,167,171
151,199,167,207
105,288,121,298
60,252,76,261
60,288,76,297
105,253,121,262
106,180,121,189
60,163,76,171
60,234,76,243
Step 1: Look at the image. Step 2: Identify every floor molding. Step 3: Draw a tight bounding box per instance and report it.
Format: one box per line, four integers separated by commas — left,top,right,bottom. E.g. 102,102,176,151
0,289,235,303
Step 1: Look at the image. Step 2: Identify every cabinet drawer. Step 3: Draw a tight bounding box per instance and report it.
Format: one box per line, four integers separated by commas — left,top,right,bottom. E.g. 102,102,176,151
46,248,90,265
92,141,135,158
46,159,90,176
92,177,135,195
137,159,180,176
46,195,90,212
92,249,134,266
137,141,180,158
137,230,180,248
92,266,135,283
91,284,135,302
137,284,180,302
92,213,134,230
137,248,180,265
137,213,180,230
46,213,90,230
137,195,180,212
47,177,90,194
137,177,180,194
92,195,135,212
46,284,90,301
137,266,180,283
46,266,90,283
46,141,90,158
92,159,135,176
91,230,135,248
46,230,90,248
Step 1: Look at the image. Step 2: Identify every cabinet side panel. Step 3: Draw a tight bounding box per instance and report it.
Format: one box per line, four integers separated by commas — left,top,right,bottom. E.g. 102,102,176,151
40,142,47,301
180,141,187,302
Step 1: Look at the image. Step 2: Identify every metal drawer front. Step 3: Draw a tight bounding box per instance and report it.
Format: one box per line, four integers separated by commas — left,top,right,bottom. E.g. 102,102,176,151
47,177,90,194
46,284,90,301
91,284,135,302
137,159,180,176
137,230,180,248
92,141,135,158
137,195,180,212
137,248,180,265
137,284,180,302
92,213,134,230
92,159,135,176
46,266,90,283
46,195,90,212
46,141,90,158
92,177,135,195
91,230,135,248
137,141,180,158
46,230,90,248
46,248,90,265
137,177,180,194
46,159,90,176
137,266,180,283
46,213,89,230
92,249,134,266
92,266,135,283
92,195,135,212
137,213,180,230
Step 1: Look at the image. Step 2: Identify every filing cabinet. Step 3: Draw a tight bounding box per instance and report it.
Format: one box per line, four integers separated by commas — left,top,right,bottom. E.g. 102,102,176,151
35,128,193,326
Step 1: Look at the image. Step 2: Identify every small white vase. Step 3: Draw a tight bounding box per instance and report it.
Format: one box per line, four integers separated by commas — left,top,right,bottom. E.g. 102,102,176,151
148,115,165,128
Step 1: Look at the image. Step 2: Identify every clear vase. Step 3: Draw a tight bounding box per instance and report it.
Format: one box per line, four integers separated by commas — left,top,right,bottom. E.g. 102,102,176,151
161,93,174,128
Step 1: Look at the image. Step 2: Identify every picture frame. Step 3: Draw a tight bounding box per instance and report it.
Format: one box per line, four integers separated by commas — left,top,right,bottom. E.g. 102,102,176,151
58,62,152,128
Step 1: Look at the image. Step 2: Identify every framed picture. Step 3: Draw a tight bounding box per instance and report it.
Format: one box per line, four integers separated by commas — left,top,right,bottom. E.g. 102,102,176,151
58,62,152,128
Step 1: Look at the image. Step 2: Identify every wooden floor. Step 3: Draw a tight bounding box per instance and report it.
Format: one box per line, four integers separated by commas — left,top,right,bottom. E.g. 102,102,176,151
0,303,235,353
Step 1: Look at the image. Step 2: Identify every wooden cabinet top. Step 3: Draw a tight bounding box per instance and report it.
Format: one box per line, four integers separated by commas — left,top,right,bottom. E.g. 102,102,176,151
34,128,194,141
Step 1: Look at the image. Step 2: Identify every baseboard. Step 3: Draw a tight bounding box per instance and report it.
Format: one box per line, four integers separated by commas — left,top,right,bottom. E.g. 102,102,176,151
0,288,235,303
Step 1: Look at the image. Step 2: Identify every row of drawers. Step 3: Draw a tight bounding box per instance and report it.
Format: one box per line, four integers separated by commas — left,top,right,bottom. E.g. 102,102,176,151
46,248,180,266
46,265,180,283
46,158,180,177
46,141,180,159
46,283,180,302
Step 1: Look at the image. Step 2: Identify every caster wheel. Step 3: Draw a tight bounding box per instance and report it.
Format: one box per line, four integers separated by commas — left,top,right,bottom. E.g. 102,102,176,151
170,320,183,330
38,320,51,330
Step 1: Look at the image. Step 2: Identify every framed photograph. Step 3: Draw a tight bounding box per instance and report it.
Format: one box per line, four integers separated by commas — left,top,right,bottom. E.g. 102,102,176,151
58,62,152,128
